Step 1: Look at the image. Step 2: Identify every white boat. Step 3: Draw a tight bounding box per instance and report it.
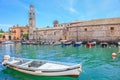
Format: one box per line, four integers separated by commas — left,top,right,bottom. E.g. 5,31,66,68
2,55,82,77
101,41,108,47
118,42,120,46
53,41,61,45
2,40,14,44
73,41,82,47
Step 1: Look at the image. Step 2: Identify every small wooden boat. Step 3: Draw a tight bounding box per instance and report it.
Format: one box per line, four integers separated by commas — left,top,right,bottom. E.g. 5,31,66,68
53,41,61,45
2,55,82,77
61,40,72,46
2,40,15,44
101,41,108,47
73,41,82,47
118,42,120,46
86,41,96,47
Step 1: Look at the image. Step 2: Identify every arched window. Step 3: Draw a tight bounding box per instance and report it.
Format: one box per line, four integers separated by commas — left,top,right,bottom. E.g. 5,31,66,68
3,35,5,38
54,32,56,35
110,27,114,30
9,36,11,40
84,28,87,31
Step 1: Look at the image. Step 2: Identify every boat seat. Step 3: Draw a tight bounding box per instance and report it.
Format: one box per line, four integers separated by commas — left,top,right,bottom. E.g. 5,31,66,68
38,63,69,69
19,61,33,66
28,61,46,68
7,60,19,64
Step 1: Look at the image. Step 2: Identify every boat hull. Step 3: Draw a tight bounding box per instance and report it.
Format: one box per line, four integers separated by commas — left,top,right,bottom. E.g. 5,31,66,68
7,65,82,76
73,44,82,47
86,43,95,47
101,44,107,47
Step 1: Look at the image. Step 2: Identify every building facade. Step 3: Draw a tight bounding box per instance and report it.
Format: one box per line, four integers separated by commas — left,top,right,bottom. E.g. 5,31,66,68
68,18,120,41
9,25,29,40
35,18,120,42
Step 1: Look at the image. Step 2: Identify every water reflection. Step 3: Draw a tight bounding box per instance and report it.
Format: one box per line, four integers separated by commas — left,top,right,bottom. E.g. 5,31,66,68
1,44,14,55
2,68,77,80
1,44,22,57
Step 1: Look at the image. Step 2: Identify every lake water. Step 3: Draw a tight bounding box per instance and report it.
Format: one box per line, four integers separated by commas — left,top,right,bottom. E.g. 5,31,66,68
0,44,120,80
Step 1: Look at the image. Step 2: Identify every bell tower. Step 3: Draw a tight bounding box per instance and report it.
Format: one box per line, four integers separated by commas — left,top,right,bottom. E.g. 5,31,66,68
28,4,36,40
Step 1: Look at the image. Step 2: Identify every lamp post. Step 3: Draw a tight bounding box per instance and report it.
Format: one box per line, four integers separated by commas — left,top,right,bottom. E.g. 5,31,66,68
76,26,79,41
36,28,38,41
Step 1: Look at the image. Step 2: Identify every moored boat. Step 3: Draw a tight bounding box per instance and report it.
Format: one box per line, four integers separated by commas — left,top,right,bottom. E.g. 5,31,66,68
53,41,61,45
61,40,73,46
118,42,120,46
73,41,82,47
2,40,14,44
86,41,96,48
101,41,108,47
2,55,82,77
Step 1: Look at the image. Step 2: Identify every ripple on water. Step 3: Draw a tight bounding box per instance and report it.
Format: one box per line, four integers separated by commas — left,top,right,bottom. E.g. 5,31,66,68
0,44,120,80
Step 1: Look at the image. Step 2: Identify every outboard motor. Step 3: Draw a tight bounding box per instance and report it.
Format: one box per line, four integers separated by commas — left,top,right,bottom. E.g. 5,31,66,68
2,55,10,66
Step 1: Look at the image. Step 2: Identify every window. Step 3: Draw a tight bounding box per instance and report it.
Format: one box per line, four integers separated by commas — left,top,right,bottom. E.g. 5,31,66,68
110,27,114,30
13,30,16,33
29,18,32,20
21,30,23,32
33,13,35,15
84,28,87,31
67,24,70,26
54,32,56,35
29,13,31,15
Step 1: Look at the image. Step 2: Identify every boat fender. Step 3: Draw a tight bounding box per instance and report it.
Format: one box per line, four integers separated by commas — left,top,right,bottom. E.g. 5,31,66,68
3,55,10,60
2,60,6,66
2,61,6,66
2,55,10,66
112,53,117,58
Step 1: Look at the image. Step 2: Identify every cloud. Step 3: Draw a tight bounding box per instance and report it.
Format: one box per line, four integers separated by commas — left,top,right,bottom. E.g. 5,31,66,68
0,24,12,27
56,0,78,14
69,7,77,13
68,0,78,13
14,0,29,10
0,0,29,10
0,24,13,31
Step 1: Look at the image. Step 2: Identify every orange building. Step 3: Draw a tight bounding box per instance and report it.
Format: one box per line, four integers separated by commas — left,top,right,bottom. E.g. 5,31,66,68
9,25,29,40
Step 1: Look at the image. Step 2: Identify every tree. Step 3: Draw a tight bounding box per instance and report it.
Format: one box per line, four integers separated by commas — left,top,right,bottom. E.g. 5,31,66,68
0,29,4,33
23,33,29,40
46,26,50,28
0,34,3,38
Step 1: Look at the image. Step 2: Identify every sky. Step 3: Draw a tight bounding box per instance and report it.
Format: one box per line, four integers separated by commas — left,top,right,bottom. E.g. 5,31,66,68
0,0,120,31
